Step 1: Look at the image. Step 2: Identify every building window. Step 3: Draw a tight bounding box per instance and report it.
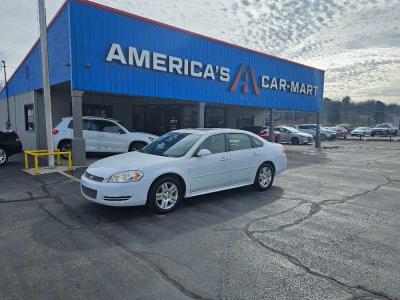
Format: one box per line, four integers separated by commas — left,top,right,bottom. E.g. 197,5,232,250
24,104,35,131
182,106,198,128
205,107,226,128
82,104,113,118
236,114,254,129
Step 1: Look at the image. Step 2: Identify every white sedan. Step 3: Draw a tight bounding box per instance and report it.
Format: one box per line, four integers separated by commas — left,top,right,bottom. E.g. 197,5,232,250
80,129,288,213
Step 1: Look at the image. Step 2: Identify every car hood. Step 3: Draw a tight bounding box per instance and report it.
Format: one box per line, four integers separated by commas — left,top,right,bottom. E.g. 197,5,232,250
87,151,174,178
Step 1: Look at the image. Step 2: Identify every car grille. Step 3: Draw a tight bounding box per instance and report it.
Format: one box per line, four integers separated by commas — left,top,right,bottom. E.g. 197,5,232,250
81,185,97,199
103,196,131,201
84,171,104,182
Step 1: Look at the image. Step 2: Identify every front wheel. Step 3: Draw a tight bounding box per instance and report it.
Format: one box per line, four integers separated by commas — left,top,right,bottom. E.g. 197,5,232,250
147,176,182,214
291,137,299,145
0,147,8,166
320,134,327,141
254,163,275,191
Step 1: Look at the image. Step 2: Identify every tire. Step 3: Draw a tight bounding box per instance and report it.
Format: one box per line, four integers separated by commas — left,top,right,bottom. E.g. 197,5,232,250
371,132,375,137
320,134,327,141
147,175,182,214
0,147,8,166
291,137,299,145
129,141,147,152
253,163,275,191
58,140,72,159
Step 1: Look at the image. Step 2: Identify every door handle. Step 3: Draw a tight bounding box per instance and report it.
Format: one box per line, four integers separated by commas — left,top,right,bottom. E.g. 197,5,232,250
219,157,228,161
253,152,260,156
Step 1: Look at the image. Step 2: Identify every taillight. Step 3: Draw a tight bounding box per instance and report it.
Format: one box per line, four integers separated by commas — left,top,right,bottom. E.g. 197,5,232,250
52,129,59,134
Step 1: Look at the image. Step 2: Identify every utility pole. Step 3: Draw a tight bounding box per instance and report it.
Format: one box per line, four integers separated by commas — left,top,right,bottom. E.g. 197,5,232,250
292,110,295,125
269,108,274,142
1,61,11,130
38,0,54,167
315,112,321,149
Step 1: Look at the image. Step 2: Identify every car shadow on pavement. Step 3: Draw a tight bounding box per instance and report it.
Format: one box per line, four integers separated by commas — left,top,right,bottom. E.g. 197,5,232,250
46,184,285,248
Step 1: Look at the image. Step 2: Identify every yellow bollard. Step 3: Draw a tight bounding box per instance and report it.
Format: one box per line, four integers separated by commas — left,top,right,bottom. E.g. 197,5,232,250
24,151,29,170
57,153,61,166
34,154,39,175
68,152,72,170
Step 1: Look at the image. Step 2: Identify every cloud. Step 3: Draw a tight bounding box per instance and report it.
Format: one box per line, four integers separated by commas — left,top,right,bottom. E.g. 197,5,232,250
0,0,398,103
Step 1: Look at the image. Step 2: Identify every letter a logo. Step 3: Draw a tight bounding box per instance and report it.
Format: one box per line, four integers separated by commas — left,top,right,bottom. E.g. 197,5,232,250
230,64,260,95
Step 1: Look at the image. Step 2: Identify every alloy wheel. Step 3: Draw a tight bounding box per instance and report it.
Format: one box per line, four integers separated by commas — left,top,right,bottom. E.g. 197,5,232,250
155,181,179,210
259,166,272,188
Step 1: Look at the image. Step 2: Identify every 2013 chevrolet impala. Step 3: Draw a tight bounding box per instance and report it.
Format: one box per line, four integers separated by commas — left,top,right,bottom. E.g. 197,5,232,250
80,128,287,213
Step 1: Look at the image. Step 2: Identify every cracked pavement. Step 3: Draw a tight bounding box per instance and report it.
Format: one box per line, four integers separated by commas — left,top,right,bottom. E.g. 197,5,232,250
1,141,400,299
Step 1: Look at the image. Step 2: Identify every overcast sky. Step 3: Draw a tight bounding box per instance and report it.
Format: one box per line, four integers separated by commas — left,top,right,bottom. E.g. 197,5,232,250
1,0,399,103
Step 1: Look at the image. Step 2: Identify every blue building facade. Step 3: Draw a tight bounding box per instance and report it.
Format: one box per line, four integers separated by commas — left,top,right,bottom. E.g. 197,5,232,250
0,0,324,150
1,0,324,112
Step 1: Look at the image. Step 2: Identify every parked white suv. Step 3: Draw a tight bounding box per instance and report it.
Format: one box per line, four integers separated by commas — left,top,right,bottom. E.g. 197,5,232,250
53,116,158,153
295,124,337,141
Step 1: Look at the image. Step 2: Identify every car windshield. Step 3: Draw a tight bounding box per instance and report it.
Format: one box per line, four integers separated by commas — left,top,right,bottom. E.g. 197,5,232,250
376,124,388,128
140,132,202,157
355,127,366,130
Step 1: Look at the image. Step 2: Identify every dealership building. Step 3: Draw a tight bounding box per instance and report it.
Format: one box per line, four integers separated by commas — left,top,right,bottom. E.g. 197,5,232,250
0,0,324,164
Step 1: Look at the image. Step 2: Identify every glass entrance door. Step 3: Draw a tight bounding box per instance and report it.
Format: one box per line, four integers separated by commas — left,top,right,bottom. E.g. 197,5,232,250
134,105,182,135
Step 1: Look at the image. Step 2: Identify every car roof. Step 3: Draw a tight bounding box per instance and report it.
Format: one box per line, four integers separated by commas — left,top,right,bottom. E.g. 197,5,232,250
172,128,259,135
63,116,121,122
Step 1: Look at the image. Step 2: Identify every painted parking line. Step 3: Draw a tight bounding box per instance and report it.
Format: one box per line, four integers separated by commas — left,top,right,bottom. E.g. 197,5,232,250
59,171,81,183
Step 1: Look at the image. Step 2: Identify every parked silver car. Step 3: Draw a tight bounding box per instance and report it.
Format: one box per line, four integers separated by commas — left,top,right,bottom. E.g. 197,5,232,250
370,123,398,136
275,126,314,145
351,127,371,136
295,124,337,141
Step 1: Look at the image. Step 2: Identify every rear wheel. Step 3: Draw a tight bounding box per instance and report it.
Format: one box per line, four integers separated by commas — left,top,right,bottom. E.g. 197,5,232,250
0,147,8,166
58,140,72,159
291,137,299,145
254,163,275,191
147,175,182,214
129,141,147,152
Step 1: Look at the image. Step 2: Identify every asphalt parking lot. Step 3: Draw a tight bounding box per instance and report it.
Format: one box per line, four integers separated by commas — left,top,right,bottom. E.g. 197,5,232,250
1,140,400,300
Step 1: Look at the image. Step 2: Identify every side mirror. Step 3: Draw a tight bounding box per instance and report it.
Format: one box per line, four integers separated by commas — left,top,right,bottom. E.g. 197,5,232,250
197,149,212,157
118,129,126,134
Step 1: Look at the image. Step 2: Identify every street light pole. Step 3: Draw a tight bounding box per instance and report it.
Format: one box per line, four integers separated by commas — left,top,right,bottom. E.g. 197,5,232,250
38,0,54,167
1,60,11,130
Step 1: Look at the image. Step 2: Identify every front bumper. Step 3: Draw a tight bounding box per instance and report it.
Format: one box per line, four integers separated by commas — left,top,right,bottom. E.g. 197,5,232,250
80,174,150,207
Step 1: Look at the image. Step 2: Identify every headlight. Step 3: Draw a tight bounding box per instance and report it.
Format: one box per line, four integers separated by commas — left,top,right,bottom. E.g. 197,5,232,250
108,170,143,183
148,137,156,141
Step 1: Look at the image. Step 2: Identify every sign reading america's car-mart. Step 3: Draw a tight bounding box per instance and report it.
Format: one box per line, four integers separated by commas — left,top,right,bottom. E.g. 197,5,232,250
106,43,319,97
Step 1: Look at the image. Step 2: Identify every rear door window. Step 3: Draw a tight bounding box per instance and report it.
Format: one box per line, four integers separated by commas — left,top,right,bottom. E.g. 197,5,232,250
227,133,253,151
95,120,123,134
68,119,94,130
